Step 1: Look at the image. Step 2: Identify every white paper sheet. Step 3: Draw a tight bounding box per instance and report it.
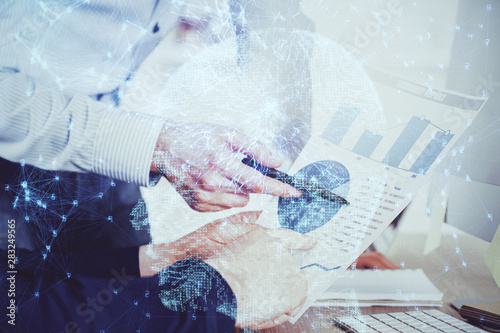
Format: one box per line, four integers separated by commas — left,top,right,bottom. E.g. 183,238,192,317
317,268,442,306
254,69,488,323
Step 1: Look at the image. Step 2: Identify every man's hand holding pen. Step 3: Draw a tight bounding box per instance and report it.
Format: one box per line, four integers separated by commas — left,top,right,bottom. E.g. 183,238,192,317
151,121,303,212
151,121,350,212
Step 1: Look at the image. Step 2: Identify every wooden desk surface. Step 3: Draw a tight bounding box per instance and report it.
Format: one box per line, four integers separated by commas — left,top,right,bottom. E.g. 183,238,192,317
237,231,500,332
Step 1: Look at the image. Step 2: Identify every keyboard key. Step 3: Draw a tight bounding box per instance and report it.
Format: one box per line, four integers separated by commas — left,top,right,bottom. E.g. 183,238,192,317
378,328,400,333
390,313,409,319
372,314,394,321
422,327,440,332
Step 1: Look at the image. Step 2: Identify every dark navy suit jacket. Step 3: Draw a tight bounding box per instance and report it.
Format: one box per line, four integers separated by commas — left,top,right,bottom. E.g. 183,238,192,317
0,159,237,332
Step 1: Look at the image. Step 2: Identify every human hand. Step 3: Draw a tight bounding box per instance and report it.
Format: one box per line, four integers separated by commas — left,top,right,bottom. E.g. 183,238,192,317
139,211,316,328
139,211,262,277
205,227,316,329
151,121,302,212
350,252,400,270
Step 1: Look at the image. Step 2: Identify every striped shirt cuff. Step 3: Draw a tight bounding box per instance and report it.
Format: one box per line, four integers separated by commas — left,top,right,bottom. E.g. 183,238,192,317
93,110,167,187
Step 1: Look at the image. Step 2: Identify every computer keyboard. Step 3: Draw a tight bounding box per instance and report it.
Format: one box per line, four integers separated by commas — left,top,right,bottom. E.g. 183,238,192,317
333,309,485,332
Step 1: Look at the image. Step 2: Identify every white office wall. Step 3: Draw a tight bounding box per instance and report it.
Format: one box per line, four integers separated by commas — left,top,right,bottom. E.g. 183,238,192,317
301,0,459,85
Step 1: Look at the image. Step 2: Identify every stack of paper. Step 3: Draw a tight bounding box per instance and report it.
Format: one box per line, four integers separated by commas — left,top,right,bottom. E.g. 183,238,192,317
315,269,443,307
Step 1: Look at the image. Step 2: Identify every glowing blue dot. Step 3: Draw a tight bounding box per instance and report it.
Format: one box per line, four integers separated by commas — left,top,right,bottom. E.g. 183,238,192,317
21,181,27,188
20,159,25,166
67,273,71,279
25,216,29,222
55,175,59,181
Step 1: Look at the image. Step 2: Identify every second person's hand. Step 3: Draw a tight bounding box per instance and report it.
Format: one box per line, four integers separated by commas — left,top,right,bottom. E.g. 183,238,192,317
206,227,316,329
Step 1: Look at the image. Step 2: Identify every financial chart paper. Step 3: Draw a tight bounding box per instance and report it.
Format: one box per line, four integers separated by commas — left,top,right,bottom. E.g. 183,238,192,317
256,69,488,322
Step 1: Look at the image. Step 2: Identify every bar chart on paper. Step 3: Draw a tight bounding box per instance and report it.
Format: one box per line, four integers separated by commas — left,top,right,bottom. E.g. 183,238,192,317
320,104,455,175
286,72,488,323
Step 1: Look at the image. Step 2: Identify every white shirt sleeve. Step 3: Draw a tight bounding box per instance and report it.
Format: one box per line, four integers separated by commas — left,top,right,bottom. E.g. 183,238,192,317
0,0,171,187
0,69,167,187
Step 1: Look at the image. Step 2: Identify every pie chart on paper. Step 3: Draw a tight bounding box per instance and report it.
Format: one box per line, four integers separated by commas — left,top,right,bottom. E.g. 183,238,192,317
278,160,350,234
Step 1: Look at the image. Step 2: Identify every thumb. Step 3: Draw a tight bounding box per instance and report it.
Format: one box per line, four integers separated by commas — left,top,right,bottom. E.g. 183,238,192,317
265,228,317,250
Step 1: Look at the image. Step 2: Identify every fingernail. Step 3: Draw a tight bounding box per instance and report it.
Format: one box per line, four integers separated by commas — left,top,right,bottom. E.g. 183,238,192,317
268,152,282,166
270,158,282,167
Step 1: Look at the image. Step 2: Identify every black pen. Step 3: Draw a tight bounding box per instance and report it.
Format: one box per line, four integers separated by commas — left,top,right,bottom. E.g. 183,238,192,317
241,157,350,205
